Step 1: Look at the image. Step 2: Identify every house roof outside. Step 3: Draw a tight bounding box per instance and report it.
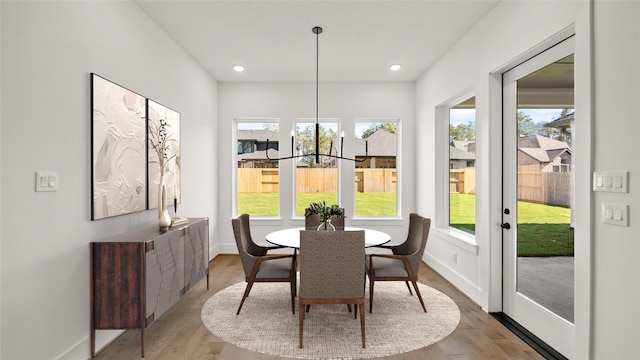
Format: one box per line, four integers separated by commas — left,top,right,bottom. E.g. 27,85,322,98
520,147,551,162
354,129,396,156
237,129,278,142
451,140,476,153
450,146,476,160
518,135,572,163
237,128,398,159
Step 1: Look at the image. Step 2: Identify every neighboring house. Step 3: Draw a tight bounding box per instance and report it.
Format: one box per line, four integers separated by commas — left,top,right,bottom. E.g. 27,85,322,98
518,135,572,173
237,129,280,168
238,128,398,168
449,140,476,169
354,129,397,168
545,112,574,147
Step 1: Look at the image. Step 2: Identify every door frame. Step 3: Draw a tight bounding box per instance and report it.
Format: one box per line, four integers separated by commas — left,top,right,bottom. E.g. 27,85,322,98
486,22,593,359
502,35,575,358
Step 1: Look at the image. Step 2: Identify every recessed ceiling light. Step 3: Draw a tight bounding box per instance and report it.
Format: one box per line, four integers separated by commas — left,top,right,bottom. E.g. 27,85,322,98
233,65,245,72
390,64,402,71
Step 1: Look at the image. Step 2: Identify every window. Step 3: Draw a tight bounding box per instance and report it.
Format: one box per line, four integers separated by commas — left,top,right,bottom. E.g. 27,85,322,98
449,97,476,234
294,120,339,216
236,121,280,216
237,141,253,154
354,120,398,217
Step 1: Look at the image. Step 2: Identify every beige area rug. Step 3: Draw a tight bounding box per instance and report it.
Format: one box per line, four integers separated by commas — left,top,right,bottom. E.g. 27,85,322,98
201,281,460,359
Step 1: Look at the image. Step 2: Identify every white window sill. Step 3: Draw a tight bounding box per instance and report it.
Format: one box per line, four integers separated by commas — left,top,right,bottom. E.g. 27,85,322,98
432,227,479,255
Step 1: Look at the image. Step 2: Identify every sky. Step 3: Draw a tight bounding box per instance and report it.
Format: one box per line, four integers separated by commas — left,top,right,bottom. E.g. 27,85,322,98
450,108,569,126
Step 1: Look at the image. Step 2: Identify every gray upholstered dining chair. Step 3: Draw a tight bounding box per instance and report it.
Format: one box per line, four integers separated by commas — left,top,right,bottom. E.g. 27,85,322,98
304,208,345,230
366,213,431,313
298,230,366,349
232,214,296,315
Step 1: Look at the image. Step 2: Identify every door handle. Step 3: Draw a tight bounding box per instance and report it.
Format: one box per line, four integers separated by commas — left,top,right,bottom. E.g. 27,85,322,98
501,222,511,230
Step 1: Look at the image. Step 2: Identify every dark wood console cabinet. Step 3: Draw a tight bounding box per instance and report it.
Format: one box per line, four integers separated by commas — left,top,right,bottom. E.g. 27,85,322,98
90,218,209,357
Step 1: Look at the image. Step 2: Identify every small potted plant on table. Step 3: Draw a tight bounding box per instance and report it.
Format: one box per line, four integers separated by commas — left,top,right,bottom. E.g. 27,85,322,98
305,201,345,231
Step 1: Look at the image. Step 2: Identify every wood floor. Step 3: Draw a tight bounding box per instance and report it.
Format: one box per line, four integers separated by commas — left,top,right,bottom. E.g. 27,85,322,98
94,254,544,360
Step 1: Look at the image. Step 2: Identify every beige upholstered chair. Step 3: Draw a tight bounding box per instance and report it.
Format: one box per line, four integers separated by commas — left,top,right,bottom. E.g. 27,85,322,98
304,208,345,230
366,213,431,313
298,230,366,348
232,214,296,315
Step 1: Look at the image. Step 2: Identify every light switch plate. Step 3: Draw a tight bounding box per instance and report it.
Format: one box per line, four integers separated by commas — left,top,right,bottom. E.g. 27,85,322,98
593,171,628,193
35,171,58,192
602,203,628,226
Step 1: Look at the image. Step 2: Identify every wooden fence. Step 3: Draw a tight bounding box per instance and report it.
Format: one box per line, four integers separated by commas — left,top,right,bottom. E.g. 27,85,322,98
449,168,476,194
237,168,396,193
239,168,570,206
518,172,572,207
449,168,571,206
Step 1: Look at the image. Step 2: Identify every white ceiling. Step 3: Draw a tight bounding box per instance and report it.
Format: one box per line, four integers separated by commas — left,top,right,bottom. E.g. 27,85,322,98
135,0,500,83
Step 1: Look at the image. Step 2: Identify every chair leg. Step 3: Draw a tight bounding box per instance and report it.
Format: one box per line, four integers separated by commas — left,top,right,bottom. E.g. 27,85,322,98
293,249,298,297
290,279,296,314
410,279,427,312
299,303,305,348
405,281,413,295
369,275,374,313
353,304,357,319
359,303,366,348
236,280,254,315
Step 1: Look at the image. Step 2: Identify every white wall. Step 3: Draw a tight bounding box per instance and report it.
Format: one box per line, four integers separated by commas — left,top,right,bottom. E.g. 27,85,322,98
0,1,3,356
0,1,217,359
418,0,640,358
591,1,640,358
417,0,588,308
217,82,415,253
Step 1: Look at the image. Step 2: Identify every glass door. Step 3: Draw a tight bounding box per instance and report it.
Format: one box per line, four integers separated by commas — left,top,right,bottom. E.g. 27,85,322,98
502,36,575,358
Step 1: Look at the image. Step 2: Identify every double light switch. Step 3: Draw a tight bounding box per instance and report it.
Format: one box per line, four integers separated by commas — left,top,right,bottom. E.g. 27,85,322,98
602,203,628,227
35,171,59,192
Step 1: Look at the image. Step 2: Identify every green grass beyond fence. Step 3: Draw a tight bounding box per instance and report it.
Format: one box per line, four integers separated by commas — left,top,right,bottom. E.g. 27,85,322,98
450,193,573,257
237,192,574,257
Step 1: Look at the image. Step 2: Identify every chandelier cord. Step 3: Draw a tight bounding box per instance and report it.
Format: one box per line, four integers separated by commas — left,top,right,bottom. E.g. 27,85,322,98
315,26,321,164
264,26,368,164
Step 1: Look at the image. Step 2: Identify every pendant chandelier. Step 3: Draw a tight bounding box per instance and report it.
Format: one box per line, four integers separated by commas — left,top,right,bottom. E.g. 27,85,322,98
265,26,369,165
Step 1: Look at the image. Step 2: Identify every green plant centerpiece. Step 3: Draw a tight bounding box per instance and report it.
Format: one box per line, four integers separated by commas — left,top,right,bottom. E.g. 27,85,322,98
305,201,345,231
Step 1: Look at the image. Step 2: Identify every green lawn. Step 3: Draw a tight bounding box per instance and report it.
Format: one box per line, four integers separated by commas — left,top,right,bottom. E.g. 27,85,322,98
238,192,574,257
450,193,573,257
237,193,280,216
238,192,397,217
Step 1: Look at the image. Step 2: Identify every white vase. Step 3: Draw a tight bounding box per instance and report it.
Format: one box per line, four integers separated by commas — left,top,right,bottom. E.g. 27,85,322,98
158,174,171,231
316,219,335,231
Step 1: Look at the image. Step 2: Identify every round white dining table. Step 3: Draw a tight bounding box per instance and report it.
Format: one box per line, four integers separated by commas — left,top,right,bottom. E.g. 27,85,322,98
265,227,390,249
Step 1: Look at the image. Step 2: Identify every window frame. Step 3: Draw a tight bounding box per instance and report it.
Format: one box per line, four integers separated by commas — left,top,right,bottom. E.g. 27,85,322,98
435,93,478,244
233,118,281,218
351,118,401,220
292,118,341,218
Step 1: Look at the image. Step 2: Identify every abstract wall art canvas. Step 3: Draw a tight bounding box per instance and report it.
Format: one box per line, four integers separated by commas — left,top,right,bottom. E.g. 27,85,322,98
147,99,181,210
91,74,147,220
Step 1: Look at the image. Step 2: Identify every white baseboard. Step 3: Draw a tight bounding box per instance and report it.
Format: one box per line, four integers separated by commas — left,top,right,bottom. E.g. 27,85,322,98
217,243,239,254
209,243,222,260
424,252,482,305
